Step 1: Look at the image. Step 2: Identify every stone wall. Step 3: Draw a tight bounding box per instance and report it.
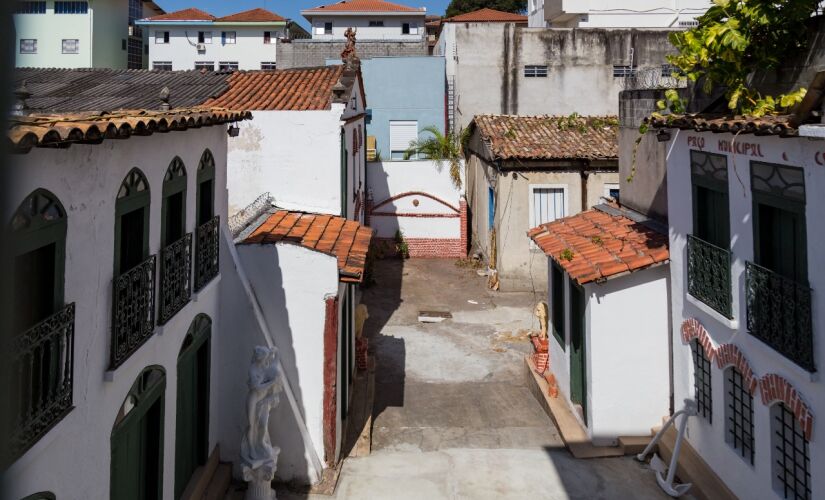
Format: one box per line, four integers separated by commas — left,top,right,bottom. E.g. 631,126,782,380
276,38,427,69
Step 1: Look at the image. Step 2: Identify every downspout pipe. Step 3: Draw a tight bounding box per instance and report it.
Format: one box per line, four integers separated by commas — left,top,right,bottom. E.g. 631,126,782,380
580,162,589,212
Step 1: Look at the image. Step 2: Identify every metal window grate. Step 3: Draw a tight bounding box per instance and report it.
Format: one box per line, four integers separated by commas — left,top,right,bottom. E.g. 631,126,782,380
691,339,712,422
54,1,88,14
111,255,156,369
772,403,811,500
613,65,637,77
687,235,732,318
725,367,754,464
19,39,37,54
15,1,46,14
153,61,172,71
194,61,215,71
158,233,192,325
195,216,220,291
61,39,79,54
524,65,548,77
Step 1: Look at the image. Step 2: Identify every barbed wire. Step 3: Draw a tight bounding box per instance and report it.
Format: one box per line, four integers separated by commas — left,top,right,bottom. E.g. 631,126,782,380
228,192,273,237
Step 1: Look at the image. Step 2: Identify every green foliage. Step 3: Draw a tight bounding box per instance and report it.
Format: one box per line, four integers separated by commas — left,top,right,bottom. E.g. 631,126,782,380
394,230,410,259
667,0,813,116
445,0,526,18
549,113,619,133
591,236,603,246
405,125,470,189
560,248,574,261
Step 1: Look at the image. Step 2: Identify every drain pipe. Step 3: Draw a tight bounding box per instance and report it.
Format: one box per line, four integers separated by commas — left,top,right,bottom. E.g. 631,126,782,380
637,399,698,497
222,226,324,483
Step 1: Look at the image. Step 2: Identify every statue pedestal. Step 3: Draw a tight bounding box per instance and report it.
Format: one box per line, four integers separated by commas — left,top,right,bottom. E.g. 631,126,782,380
241,450,280,500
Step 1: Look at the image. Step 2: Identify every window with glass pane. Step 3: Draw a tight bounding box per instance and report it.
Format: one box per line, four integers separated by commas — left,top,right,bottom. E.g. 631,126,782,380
222,31,236,44
524,65,548,77
324,22,333,34
612,65,636,77
62,39,79,54
689,150,732,317
261,62,277,70
153,61,172,71
198,31,211,44
724,367,754,464
219,62,238,71
264,31,272,44
15,1,46,14
155,31,169,44
54,1,88,14
691,339,712,422
771,403,810,500
194,61,214,71
20,39,37,54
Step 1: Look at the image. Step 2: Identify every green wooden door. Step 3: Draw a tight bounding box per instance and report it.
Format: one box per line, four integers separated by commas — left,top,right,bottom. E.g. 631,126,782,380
111,368,165,500
569,281,587,423
175,317,211,498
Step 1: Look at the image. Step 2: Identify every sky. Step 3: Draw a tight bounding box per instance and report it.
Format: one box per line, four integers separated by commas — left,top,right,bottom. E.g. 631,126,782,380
154,0,451,29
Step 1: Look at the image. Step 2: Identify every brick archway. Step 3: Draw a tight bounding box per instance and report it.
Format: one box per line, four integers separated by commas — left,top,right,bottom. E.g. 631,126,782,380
759,373,814,440
680,318,716,362
715,343,758,394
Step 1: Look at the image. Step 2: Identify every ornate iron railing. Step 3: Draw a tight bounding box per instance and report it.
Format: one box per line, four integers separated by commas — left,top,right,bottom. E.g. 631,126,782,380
8,303,75,463
746,261,814,372
195,216,220,292
111,255,156,369
158,232,192,325
687,234,733,318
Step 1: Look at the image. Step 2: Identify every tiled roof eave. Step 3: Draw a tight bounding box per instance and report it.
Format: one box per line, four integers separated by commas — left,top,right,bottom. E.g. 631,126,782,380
647,114,799,137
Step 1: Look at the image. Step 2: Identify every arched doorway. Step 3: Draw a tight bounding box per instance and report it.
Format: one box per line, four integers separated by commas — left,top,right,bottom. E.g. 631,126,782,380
174,314,211,498
110,366,165,500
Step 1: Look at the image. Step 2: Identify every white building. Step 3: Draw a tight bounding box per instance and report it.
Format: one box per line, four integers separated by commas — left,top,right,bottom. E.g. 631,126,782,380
302,0,426,41
205,63,368,223
528,0,710,28
137,7,309,72
652,112,825,499
3,106,250,499
528,207,670,443
13,0,164,69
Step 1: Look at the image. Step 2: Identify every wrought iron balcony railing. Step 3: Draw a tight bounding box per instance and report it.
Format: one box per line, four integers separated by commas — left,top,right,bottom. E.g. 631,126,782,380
195,216,220,292
687,234,733,318
8,303,75,464
746,261,814,372
111,255,156,369
158,232,192,325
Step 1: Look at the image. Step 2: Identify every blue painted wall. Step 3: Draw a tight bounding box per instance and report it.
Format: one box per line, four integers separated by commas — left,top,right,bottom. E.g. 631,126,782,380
359,56,445,160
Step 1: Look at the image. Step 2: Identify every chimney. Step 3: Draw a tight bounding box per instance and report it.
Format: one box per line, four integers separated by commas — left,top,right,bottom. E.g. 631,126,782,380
159,86,171,111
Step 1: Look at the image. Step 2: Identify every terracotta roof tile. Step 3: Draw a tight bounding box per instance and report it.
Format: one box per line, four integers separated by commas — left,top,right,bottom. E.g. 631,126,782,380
203,66,344,111
647,113,797,136
145,7,215,21
216,8,286,22
241,211,373,283
470,114,618,162
529,209,669,285
304,0,424,13
445,8,527,23
7,107,251,153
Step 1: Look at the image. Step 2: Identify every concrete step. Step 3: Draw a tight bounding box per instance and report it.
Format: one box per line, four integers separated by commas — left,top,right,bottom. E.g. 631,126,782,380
204,463,232,500
182,445,221,500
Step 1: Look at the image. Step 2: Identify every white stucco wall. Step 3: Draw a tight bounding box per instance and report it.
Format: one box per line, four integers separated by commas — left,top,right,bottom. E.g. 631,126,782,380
236,243,339,474
366,160,462,239
548,260,670,445
539,0,709,28
305,14,426,40
4,127,229,500
666,130,825,499
142,25,283,70
227,108,343,216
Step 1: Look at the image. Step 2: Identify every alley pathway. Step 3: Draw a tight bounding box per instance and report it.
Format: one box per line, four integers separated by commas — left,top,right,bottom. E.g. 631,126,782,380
320,259,670,499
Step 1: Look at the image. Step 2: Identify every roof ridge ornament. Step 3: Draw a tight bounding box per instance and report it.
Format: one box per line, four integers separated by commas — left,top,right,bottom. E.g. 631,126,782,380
159,86,171,111
341,27,360,71
13,81,31,116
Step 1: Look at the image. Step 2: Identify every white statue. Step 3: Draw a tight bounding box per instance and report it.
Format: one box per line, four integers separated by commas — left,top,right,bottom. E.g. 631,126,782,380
241,346,283,500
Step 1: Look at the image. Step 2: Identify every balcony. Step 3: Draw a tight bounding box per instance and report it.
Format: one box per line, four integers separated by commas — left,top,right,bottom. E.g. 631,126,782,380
8,303,75,464
111,255,156,369
195,216,220,292
158,233,192,325
687,234,732,319
746,261,814,372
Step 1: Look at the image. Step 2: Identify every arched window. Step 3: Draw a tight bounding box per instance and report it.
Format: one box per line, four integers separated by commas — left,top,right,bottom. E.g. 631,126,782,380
111,366,165,500
691,339,712,422
196,150,215,227
10,189,67,331
7,189,73,465
723,366,754,464
159,157,191,324
195,151,219,292
115,168,150,276
175,314,211,497
162,157,187,247
770,402,810,499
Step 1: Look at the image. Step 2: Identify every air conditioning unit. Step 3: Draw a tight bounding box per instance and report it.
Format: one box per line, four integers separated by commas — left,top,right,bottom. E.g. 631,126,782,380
196,43,206,52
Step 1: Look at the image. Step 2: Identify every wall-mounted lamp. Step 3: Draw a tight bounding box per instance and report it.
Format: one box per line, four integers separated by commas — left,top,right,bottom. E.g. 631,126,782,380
656,129,672,142
227,125,240,137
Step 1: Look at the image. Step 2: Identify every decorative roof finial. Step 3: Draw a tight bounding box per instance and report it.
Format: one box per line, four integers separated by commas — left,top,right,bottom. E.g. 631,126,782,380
13,81,32,116
159,86,170,111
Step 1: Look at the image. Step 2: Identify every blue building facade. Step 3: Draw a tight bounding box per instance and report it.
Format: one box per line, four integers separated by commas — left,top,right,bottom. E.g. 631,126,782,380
359,56,446,160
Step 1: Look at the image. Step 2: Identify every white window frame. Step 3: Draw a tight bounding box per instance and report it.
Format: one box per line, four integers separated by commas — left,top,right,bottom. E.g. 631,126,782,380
20,38,38,54
219,61,239,71
199,31,212,44
222,31,236,44
61,38,79,54
603,183,620,200
155,31,169,44
368,20,384,27
194,61,214,70
320,22,333,35
260,62,277,70
153,61,172,71
528,184,569,248
389,120,419,160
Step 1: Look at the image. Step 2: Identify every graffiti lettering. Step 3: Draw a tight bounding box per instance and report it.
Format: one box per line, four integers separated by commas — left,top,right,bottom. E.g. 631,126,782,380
718,140,764,157
687,136,705,149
